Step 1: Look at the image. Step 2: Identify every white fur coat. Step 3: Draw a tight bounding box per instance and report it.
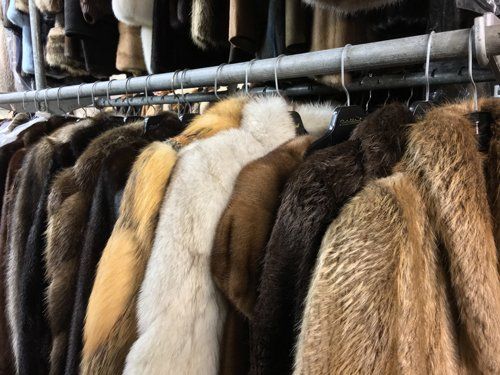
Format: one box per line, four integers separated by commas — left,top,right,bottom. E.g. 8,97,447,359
123,96,333,374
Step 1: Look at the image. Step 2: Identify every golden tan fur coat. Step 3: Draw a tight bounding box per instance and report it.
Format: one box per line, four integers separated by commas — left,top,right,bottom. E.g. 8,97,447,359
81,97,246,375
294,98,500,375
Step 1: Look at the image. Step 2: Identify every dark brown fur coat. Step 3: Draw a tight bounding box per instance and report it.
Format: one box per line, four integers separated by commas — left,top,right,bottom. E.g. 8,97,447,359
45,113,183,375
5,115,120,375
250,103,413,375
295,98,500,374
211,135,315,375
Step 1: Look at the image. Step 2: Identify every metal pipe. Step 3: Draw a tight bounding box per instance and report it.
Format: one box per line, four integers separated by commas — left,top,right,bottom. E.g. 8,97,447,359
0,25,499,106
28,0,46,91
95,69,495,107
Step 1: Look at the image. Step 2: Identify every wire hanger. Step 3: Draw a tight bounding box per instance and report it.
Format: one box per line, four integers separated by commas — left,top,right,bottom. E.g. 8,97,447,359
214,63,226,101
467,27,493,152
76,83,88,119
410,31,435,117
179,69,197,126
308,44,366,154
245,59,257,96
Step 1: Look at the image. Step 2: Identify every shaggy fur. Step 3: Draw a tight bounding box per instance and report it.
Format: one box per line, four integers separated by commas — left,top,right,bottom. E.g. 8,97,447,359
294,99,500,374
303,0,403,14
5,117,113,375
191,0,229,50
34,0,62,13
250,103,413,375
211,135,315,375
82,98,246,375
122,96,331,375
46,25,87,77
44,113,182,375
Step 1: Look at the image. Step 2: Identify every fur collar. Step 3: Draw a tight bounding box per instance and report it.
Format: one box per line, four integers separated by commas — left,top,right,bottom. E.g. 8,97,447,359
303,0,402,14
251,103,413,375
123,96,333,375
295,99,500,374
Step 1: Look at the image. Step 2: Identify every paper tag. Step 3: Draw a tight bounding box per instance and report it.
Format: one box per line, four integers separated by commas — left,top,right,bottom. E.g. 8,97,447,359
456,0,500,14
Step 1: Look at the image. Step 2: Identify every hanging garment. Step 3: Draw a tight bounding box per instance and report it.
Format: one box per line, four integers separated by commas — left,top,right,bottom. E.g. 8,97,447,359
285,0,311,54
0,119,67,375
80,0,113,24
5,117,116,375
294,99,500,375
116,23,146,75
251,103,413,375
0,5,15,92
258,0,286,58
7,0,33,75
44,114,183,375
302,0,402,13
229,0,268,56
123,96,332,375
112,0,154,73
34,0,63,13
82,97,246,375
65,0,118,77
212,102,334,375
190,0,230,50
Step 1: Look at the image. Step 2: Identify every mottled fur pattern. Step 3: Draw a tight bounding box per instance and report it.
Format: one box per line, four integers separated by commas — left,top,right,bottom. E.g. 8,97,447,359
294,99,500,374
34,0,62,13
250,103,413,375
303,0,402,14
123,96,330,375
82,98,246,375
45,114,181,375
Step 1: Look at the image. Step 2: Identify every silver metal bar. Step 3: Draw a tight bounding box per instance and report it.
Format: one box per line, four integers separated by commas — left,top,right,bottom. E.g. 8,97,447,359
28,0,47,90
0,25,499,107
95,69,495,108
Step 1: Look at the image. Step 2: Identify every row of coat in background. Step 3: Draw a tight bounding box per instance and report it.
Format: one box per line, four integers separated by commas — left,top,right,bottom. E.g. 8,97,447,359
0,0,487,92
0,95,499,375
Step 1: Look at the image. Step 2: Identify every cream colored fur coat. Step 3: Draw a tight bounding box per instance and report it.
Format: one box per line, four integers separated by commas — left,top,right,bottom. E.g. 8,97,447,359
123,96,333,374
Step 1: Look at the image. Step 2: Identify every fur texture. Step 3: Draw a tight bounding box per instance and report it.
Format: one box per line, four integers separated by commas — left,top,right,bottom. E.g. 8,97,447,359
82,98,246,375
116,23,146,74
45,114,182,375
294,99,500,374
303,0,402,14
211,135,315,375
5,118,108,375
250,103,413,375
34,0,62,13
191,0,229,50
122,96,328,375
45,25,87,77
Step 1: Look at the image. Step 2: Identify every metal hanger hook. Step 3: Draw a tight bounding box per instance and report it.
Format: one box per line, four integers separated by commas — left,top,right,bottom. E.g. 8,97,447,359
22,91,27,112
424,31,435,102
274,54,285,98
341,44,352,106
77,83,88,116
245,58,257,96
33,90,40,112
214,63,226,100
91,81,99,109
144,74,154,108
361,72,373,112
171,70,182,117
43,89,49,112
180,69,192,114
56,86,65,114
468,28,479,112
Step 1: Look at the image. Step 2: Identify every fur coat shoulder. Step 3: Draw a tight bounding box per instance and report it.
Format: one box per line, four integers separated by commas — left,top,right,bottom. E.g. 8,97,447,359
82,97,246,375
303,0,403,14
44,114,182,375
250,103,413,375
6,117,113,375
294,99,500,374
122,96,330,375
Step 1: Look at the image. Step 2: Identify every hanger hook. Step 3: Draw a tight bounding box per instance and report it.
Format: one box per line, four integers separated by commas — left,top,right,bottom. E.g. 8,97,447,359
144,74,154,108
341,44,352,106
43,89,49,112
33,90,40,112
468,28,479,112
77,83,88,117
90,81,99,109
424,31,435,102
274,54,285,98
245,58,257,96
170,70,182,117
22,91,27,112
180,69,192,114
214,63,226,100
56,86,65,114
361,72,373,112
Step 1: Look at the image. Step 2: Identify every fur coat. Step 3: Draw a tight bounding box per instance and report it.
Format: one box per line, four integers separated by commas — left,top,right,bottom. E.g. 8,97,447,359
251,103,413,375
211,135,315,375
82,98,246,375
44,113,183,375
122,96,333,375
303,0,403,14
5,116,118,375
191,0,229,50
294,99,500,374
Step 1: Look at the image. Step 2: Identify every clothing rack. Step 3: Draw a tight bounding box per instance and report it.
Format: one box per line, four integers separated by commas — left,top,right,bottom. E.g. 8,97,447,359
1,15,500,114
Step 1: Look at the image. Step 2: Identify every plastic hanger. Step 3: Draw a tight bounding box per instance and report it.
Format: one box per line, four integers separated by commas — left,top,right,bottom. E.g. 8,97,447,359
467,28,493,152
410,31,435,118
273,54,307,135
308,44,366,153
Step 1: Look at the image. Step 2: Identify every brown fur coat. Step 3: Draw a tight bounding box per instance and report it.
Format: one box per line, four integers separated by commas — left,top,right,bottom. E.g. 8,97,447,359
294,99,500,374
250,103,413,375
45,113,183,375
211,135,314,375
81,97,246,375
